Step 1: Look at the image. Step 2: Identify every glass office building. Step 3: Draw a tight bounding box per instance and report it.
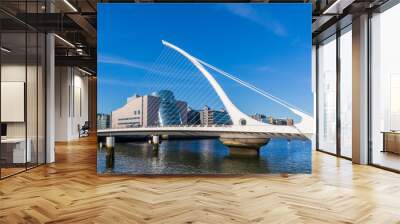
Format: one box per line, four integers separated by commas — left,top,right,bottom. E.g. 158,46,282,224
152,90,183,126
200,106,232,125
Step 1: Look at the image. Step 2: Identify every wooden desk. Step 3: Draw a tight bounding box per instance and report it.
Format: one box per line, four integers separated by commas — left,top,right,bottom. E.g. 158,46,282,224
382,131,400,154
1,138,31,163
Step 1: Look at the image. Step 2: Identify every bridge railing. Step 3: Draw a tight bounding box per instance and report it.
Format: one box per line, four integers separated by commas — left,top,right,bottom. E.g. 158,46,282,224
140,124,235,128
117,122,300,130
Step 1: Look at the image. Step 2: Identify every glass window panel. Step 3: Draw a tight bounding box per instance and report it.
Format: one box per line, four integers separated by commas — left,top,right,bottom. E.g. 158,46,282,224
27,31,38,169
390,75,400,130
340,27,352,158
0,1,46,179
318,35,337,154
38,32,45,165
1,31,27,177
371,3,400,171
25,0,39,169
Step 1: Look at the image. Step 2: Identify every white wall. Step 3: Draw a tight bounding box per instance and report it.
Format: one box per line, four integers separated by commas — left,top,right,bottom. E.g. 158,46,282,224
55,67,89,141
1,65,25,128
1,63,46,164
1,65,42,138
55,67,69,141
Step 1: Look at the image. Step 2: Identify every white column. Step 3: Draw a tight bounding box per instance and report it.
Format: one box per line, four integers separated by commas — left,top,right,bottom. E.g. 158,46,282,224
46,32,55,163
312,45,317,150
54,67,72,141
352,14,369,164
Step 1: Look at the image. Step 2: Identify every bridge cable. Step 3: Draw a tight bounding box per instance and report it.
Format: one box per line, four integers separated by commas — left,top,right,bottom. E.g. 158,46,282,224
194,57,311,116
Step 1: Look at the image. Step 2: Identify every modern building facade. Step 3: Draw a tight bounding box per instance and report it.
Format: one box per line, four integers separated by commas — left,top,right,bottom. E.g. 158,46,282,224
97,113,111,130
187,108,201,125
111,91,187,128
250,113,294,126
251,113,268,123
200,106,232,125
151,90,187,126
267,117,294,126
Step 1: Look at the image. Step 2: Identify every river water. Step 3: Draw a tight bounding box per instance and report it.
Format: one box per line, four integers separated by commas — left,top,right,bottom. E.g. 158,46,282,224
97,138,311,174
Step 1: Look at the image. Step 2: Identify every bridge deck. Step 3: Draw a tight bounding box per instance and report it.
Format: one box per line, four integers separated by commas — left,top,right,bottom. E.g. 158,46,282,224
97,125,311,139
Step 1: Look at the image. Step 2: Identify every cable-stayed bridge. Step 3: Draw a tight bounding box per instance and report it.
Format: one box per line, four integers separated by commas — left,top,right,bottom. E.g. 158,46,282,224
98,40,314,152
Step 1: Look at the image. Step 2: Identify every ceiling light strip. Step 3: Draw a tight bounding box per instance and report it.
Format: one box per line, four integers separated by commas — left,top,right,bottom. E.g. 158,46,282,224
1,47,11,53
54,34,75,48
323,0,355,15
63,0,78,12
78,67,93,76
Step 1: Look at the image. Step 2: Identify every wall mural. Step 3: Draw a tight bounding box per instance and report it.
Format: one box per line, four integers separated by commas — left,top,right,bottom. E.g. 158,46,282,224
97,3,313,174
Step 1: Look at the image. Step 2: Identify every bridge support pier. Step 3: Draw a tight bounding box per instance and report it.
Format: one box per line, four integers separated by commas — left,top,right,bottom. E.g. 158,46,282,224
149,135,161,153
105,137,115,169
219,137,270,156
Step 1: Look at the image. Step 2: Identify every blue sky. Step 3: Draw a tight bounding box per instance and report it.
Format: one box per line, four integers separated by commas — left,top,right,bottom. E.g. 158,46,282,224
98,4,312,120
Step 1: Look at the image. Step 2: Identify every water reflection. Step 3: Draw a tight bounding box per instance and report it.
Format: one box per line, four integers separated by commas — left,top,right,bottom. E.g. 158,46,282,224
105,147,115,169
97,138,311,174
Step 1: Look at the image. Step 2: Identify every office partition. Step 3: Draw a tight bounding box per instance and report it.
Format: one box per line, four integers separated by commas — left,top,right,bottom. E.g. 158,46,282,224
0,1,47,179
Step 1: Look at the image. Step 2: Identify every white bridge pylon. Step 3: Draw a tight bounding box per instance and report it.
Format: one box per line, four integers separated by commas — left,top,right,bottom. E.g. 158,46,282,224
161,40,314,137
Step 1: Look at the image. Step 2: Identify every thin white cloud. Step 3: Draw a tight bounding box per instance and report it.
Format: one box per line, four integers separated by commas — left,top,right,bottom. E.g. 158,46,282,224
222,5,287,37
98,78,151,88
234,63,275,74
98,54,199,78
98,54,154,72
98,77,214,92
256,65,275,73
